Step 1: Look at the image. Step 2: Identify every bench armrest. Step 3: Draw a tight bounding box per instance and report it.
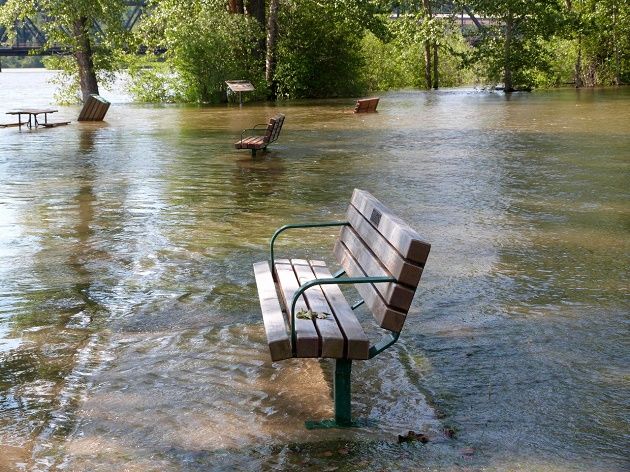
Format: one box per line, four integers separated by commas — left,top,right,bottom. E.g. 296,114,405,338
240,126,268,141
269,222,349,269
289,275,396,356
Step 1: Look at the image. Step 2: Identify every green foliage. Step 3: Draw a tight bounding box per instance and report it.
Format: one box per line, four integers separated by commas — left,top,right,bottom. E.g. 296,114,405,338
464,0,567,90
274,0,388,98
0,0,130,102
360,12,474,91
0,56,45,68
130,0,265,103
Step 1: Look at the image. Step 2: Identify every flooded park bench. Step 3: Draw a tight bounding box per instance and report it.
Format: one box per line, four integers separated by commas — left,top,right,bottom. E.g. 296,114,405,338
253,189,431,428
354,97,379,113
77,94,110,121
234,113,285,156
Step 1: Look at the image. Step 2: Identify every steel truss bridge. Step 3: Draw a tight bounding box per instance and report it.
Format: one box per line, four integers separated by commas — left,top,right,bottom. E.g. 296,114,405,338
0,1,146,57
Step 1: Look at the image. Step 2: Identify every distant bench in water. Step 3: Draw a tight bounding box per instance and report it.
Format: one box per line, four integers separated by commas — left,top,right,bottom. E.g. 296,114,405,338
78,94,110,122
354,97,379,113
253,189,431,428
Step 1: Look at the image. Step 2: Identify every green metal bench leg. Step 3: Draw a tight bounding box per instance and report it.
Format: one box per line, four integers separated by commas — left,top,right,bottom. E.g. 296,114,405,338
251,149,257,157
305,359,359,429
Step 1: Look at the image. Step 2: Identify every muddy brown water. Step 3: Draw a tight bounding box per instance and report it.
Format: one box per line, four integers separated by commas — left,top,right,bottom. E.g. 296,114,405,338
0,70,628,471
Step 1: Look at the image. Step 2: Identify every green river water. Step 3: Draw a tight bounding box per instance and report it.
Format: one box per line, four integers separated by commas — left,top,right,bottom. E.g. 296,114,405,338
0,70,628,471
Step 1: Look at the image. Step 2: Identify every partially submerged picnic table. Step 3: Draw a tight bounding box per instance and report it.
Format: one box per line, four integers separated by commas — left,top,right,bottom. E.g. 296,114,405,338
5,108,69,130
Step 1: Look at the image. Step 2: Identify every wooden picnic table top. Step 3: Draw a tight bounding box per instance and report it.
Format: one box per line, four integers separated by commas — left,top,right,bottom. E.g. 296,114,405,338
6,108,58,115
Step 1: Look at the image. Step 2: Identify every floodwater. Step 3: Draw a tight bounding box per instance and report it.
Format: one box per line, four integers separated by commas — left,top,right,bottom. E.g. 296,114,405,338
0,69,628,471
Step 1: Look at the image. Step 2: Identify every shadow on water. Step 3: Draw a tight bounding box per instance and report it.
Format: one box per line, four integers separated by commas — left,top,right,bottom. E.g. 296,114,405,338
0,81,629,471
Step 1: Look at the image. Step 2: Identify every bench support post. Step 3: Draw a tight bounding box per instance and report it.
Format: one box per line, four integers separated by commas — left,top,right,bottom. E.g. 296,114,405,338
305,358,356,429
334,358,352,426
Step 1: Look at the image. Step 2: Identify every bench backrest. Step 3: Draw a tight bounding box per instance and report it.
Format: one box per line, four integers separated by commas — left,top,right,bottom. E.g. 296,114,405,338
334,189,430,332
78,94,110,121
264,113,285,144
354,98,379,113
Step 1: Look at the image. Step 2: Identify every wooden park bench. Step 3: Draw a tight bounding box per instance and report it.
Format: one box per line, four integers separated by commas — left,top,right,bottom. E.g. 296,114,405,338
253,189,431,428
78,94,110,121
234,113,285,157
354,97,379,113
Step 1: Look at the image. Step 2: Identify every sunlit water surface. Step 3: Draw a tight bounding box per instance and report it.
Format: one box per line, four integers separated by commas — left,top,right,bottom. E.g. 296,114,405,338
0,70,628,471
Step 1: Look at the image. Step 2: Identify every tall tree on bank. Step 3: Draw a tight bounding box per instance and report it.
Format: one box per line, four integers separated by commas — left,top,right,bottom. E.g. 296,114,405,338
0,0,128,102
265,0,280,97
465,0,565,92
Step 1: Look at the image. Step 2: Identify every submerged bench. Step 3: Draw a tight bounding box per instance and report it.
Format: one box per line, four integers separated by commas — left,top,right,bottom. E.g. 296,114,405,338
253,189,431,428
78,94,110,121
354,97,379,113
235,113,285,156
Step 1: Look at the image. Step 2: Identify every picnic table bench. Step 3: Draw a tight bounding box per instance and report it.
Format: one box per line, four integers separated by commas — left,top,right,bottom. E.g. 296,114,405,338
253,189,431,428
235,113,285,156
354,97,379,113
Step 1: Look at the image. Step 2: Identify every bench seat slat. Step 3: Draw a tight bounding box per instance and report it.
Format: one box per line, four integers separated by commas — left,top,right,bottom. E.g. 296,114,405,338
253,262,292,361
292,259,344,358
274,259,320,357
310,261,369,360
334,241,406,332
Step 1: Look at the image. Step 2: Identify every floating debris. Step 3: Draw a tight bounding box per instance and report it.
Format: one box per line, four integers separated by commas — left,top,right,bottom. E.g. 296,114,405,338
296,309,330,320
397,431,430,444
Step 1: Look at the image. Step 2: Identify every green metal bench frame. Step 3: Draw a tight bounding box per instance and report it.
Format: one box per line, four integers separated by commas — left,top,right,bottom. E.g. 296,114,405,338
269,222,402,428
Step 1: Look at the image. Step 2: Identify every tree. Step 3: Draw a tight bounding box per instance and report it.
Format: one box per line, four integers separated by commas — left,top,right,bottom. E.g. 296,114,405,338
265,0,280,97
0,0,128,102
132,0,264,103
465,0,565,91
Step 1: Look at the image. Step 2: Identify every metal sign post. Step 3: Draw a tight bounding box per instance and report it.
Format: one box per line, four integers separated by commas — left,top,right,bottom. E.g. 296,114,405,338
225,80,255,106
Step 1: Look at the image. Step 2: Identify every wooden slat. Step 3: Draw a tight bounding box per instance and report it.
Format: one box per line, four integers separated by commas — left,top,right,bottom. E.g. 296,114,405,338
310,261,369,360
334,241,406,332
292,259,344,358
345,205,422,287
253,262,292,361
338,226,415,312
274,259,319,357
78,97,97,121
350,189,431,265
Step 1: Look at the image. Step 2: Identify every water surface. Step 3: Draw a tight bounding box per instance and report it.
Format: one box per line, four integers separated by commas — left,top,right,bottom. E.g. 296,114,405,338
0,70,628,471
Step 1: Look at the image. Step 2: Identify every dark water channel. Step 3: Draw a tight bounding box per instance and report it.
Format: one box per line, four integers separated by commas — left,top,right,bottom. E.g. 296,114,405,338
0,71,628,471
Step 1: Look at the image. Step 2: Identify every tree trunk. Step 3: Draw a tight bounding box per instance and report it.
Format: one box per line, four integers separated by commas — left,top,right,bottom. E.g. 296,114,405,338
575,35,583,88
422,0,432,89
423,41,432,89
432,44,439,89
228,0,244,14
245,0,265,26
73,17,99,102
265,0,280,98
503,11,514,92
612,0,620,85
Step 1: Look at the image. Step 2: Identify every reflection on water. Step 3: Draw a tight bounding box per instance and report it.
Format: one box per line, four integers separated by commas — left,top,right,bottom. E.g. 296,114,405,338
0,70,629,471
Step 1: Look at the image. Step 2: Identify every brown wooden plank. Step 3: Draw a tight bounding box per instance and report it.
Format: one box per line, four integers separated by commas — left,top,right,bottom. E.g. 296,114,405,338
253,261,292,361
350,189,430,265
345,205,422,287
78,97,97,121
338,226,416,312
333,241,406,332
309,261,369,360
274,259,320,357
291,259,344,358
